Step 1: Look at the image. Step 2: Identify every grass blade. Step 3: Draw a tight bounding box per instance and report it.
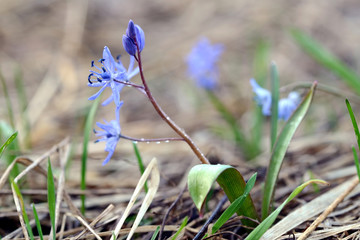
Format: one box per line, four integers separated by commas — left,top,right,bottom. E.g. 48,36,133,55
188,164,259,228
81,98,100,215
171,216,188,240
212,173,257,234
47,159,56,240
150,226,160,240
246,179,327,240
0,131,17,158
291,29,360,95
12,180,34,240
345,99,360,181
31,204,44,240
262,82,317,219
0,122,20,178
270,62,279,149
132,142,148,192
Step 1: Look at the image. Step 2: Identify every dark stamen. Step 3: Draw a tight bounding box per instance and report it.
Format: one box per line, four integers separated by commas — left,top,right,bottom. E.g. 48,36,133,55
102,67,106,72
116,55,121,60
88,73,94,84
91,60,95,67
99,58,105,63
97,78,102,82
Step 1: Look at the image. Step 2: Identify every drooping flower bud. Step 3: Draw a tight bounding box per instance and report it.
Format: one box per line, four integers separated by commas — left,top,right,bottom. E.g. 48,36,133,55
122,19,145,56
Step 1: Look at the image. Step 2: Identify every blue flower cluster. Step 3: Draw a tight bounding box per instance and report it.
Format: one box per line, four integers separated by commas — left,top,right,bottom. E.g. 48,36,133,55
186,38,224,90
88,20,145,165
250,79,301,121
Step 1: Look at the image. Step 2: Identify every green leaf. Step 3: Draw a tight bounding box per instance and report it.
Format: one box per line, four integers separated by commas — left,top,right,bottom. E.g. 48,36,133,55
12,180,34,240
212,173,257,234
246,179,327,240
270,62,279,149
150,226,160,240
47,159,56,240
188,164,258,227
291,29,360,95
0,122,20,178
133,142,148,192
171,216,188,240
81,98,100,215
0,131,17,158
262,82,317,219
345,99,360,181
32,203,44,240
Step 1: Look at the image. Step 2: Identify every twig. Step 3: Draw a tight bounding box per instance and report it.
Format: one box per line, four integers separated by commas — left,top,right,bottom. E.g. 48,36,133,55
120,135,184,143
297,176,359,240
193,195,228,240
159,185,187,240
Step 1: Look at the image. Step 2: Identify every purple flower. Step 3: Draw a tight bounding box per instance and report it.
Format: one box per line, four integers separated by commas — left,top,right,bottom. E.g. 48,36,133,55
250,78,272,116
250,79,301,120
186,38,224,90
94,104,123,165
278,92,301,120
88,46,139,107
122,20,145,56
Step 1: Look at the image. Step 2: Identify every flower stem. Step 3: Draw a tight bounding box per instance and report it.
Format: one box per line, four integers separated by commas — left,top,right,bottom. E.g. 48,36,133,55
135,45,210,165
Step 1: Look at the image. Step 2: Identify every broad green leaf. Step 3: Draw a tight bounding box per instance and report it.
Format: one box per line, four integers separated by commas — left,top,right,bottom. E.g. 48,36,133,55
246,179,327,240
270,62,279,149
32,203,44,240
0,131,17,158
12,180,34,240
262,82,317,219
47,159,56,240
171,216,188,240
212,173,257,234
291,29,360,95
346,99,360,181
81,98,100,215
188,164,258,227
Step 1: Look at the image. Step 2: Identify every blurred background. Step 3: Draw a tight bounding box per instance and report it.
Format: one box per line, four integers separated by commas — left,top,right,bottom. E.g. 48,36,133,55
1,0,360,175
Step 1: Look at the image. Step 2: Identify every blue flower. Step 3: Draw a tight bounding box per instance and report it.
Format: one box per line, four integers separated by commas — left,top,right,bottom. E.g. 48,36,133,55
122,20,145,56
250,79,301,120
88,46,139,107
250,78,272,116
186,38,224,90
278,92,301,120
94,104,123,165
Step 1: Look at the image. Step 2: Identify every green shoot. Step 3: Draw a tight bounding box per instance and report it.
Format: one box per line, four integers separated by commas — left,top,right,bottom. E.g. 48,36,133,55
132,142,148,192
12,180,34,240
81,98,100,215
270,62,279,149
47,159,56,240
171,216,188,240
0,131,17,158
212,173,257,234
32,203,44,240
150,226,160,240
262,82,316,219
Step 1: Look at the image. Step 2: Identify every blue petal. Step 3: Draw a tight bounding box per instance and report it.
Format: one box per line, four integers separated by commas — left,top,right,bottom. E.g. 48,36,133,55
88,83,109,100
122,35,136,56
103,46,117,73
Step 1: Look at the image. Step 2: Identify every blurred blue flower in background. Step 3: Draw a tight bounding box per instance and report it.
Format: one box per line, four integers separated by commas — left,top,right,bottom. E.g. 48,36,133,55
250,78,272,116
250,79,301,120
278,92,301,120
122,20,145,56
88,46,139,107
94,104,123,165
186,38,224,90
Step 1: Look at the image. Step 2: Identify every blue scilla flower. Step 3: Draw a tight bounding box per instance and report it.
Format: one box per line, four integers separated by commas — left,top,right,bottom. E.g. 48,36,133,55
278,92,301,120
122,20,145,56
94,104,123,165
250,78,272,116
186,38,224,90
88,46,139,107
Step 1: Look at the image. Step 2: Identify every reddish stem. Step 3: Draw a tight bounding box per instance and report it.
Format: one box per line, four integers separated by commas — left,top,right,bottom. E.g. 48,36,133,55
134,43,210,164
